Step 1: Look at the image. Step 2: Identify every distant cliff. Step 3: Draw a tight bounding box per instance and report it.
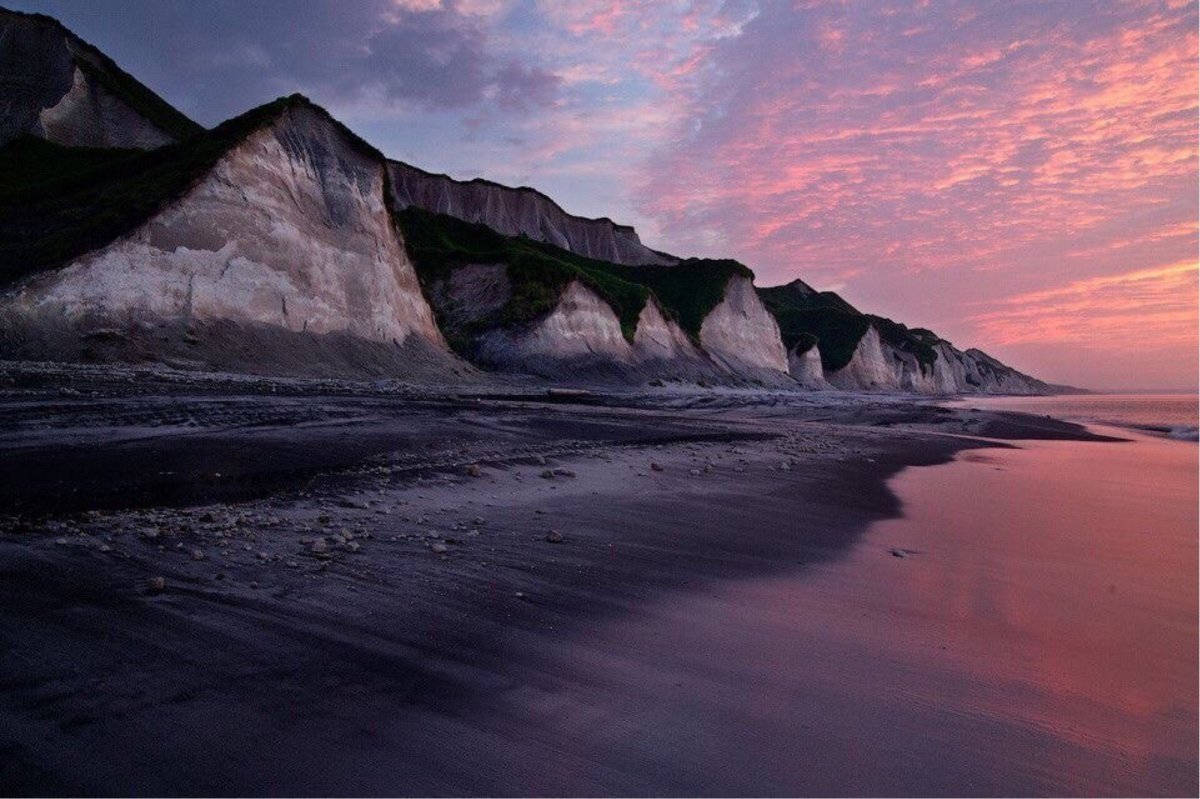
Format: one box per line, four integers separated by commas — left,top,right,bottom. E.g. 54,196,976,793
0,8,201,148
388,161,675,266
760,279,1052,395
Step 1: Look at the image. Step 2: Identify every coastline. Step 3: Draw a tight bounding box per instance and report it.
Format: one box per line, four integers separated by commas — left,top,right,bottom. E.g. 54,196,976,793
0,368,1179,796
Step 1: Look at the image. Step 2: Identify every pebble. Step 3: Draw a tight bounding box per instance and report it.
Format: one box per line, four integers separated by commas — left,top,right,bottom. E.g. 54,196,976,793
650,462,665,472
431,542,449,554
545,530,564,544
466,464,483,478
148,576,166,594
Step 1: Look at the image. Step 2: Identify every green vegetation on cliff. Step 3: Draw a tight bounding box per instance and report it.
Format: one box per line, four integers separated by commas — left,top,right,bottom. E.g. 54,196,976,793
759,281,940,373
394,207,750,347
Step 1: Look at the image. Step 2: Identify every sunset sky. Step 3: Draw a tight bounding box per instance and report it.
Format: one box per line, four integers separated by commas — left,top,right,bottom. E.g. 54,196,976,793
14,0,1199,389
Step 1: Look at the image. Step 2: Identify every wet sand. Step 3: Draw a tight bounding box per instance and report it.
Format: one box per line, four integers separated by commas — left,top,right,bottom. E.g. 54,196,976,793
0,364,1190,796
451,427,1195,796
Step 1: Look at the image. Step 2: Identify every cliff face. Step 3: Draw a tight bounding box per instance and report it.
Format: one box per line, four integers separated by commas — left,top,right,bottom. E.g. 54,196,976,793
822,324,1049,394
0,9,201,148
0,102,455,377
388,161,674,266
421,265,796,384
471,282,714,380
699,276,790,378
426,271,719,381
787,343,828,389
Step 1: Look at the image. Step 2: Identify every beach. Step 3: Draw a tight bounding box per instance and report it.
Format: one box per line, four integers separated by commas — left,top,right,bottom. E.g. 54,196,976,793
0,365,1194,796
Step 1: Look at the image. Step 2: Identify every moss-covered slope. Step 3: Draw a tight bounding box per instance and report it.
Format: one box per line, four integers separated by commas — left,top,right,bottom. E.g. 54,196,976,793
394,206,750,348
759,280,941,373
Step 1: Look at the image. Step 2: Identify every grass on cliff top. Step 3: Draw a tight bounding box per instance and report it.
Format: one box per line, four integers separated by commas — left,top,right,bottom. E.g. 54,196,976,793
0,95,369,289
394,206,750,345
759,283,941,373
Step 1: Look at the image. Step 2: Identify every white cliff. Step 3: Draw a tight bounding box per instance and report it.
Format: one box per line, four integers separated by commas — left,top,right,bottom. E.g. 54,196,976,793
0,102,455,377
824,323,1049,394
699,276,790,380
787,343,828,389
388,161,675,266
464,281,716,381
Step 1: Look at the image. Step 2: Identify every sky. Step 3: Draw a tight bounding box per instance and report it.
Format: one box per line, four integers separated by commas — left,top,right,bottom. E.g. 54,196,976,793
11,0,1198,390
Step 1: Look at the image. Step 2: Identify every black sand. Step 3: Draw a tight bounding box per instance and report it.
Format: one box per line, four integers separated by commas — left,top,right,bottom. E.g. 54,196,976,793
0,363,1122,796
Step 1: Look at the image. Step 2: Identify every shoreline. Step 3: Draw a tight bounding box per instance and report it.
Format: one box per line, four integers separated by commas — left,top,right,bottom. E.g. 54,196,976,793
0,372,1152,795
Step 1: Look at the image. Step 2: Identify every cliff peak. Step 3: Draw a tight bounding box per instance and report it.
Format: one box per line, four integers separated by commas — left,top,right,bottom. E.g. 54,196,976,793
0,6,202,146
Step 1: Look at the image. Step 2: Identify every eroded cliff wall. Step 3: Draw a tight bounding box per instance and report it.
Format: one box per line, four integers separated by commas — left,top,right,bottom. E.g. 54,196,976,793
0,104,456,378
388,161,675,266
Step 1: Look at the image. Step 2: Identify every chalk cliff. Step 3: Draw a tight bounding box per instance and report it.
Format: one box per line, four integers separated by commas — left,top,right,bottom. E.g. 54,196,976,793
821,325,1050,394
388,161,675,266
0,8,201,148
0,98,457,378
698,276,790,379
468,281,717,381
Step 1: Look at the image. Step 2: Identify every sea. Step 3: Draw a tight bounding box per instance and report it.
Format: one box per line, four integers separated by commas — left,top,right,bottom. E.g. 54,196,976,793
950,393,1200,441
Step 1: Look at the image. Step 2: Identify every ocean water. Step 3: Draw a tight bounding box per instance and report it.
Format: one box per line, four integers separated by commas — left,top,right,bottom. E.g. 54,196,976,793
951,393,1200,441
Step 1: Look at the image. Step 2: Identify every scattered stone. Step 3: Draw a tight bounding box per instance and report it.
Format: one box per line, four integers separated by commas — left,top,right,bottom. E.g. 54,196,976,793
515,591,529,601
431,542,449,554
540,469,555,479
310,539,329,555
191,549,206,561
650,462,664,472
545,530,564,544
466,464,483,478
147,576,166,594
890,548,907,558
